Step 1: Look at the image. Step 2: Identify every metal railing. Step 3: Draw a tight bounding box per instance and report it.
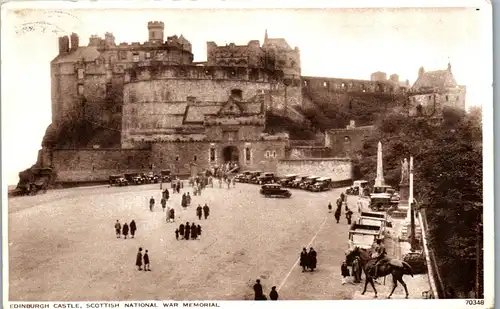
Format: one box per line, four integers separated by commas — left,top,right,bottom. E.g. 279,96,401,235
418,209,446,299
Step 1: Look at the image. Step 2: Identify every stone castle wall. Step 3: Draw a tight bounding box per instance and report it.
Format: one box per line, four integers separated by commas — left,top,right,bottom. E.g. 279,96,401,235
408,87,466,117
326,126,374,157
276,158,352,181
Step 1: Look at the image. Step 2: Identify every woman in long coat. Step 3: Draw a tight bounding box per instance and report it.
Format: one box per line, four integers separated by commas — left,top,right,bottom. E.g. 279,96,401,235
334,207,341,223
179,223,185,239
300,248,309,272
122,223,129,239
308,248,317,271
136,247,143,270
130,220,137,238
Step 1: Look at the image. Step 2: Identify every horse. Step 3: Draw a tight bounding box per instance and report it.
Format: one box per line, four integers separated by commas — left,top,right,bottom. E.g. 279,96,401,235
352,257,363,283
345,246,414,299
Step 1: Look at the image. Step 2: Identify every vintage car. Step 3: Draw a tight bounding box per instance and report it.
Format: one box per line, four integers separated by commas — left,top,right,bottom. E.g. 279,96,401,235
145,172,159,183
290,176,308,188
369,185,394,210
248,171,264,184
124,173,144,185
260,184,292,198
346,180,369,196
299,176,320,190
310,177,332,192
257,172,276,184
160,170,172,182
109,175,129,187
235,171,252,182
278,174,298,187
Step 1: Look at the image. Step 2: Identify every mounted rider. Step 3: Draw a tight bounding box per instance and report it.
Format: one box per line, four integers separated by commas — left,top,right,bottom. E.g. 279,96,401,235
371,238,390,279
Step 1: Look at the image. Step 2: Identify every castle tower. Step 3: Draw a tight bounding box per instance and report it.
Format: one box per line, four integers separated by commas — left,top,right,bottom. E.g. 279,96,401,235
148,21,165,44
418,66,425,77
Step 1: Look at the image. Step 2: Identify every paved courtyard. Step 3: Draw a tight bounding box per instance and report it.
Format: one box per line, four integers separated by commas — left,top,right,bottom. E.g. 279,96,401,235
8,183,423,301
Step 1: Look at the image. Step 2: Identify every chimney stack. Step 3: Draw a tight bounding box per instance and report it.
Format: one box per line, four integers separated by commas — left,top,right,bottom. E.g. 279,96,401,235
58,36,70,55
70,33,79,51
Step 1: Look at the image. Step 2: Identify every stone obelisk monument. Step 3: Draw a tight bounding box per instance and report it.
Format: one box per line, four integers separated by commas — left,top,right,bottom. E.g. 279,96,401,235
374,141,384,187
407,156,414,219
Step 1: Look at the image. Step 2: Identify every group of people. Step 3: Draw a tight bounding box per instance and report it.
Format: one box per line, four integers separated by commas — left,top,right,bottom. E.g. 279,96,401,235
135,247,151,271
299,247,318,272
171,178,183,194
328,193,353,224
114,220,137,239
181,193,192,208
175,222,202,240
253,279,279,301
196,204,211,220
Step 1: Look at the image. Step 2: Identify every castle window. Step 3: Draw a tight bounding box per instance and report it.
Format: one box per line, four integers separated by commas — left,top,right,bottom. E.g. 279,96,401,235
194,155,197,162
77,85,84,95
304,81,308,86
245,147,251,162
265,151,270,158
272,151,277,158
78,69,84,79
119,51,127,60
209,148,216,162
446,95,449,101
428,95,432,100
231,89,243,99
106,70,112,80
175,155,179,161
145,52,151,59
323,82,327,87
95,59,101,66
341,83,346,89
132,53,139,62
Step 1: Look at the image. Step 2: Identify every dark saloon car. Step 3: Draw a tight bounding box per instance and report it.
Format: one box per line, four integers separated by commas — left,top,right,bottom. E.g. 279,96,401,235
290,176,308,188
248,171,264,184
161,170,172,182
109,175,128,187
310,177,332,192
235,171,252,182
259,184,292,198
124,173,144,185
257,172,276,184
278,174,298,187
299,176,320,190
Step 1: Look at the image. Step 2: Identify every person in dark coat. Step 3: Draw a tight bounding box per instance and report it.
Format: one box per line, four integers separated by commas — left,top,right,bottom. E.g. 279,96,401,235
196,205,203,220
143,249,150,271
122,222,129,239
197,224,202,237
328,203,332,213
346,208,353,225
269,286,278,300
203,204,210,219
165,189,170,200
253,279,263,300
136,247,143,270
185,222,191,240
300,248,309,272
308,248,317,271
179,223,185,239
341,261,350,284
169,208,175,223
334,206,341,224
186,192,191,206
149,196,155,211
340,192,346,202
115,220,121,238
175,228,179,240
191,225,198,240
130,220,137,238
161,198,167,211
181,194,187,208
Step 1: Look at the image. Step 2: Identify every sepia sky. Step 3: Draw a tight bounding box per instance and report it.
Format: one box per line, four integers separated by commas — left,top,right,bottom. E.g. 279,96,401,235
1,4,492,185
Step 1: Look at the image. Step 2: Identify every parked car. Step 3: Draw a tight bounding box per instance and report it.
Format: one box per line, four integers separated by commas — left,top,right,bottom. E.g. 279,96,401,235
311,177,332,192
124,173,144,185
248,171,264,184
109,175,128,187
161,170,172,182
299,176,320,190
235,171,252,182
145,172,159,183
257,172,276,184
278,174,298,187
259,184,292,198
290,176,308,188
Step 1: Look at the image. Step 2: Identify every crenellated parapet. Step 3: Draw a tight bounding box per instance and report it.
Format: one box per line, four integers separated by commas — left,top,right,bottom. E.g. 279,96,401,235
124,64,284,84
302,76,408,96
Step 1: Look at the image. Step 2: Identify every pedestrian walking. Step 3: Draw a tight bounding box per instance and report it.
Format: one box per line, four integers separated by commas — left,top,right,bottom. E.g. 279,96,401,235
346,208,353,225
149,196,155,211
308,248,317,271
143,250,151,271
196,205,203,220
186,192,191,206
334,207,341,223
136,247,143,270
122,222,129,239
169,208,175,223
300,248,309,272
175,229,179,240
191,225,198,240
328,202,332,213
179,223,185,239
269,286,278,300
130,220,137,238
161,198,167,211
253,279,263,300
203,204,210,219
197,224,202,237
341,261,350,285
115,220,121,238
185,222,191,240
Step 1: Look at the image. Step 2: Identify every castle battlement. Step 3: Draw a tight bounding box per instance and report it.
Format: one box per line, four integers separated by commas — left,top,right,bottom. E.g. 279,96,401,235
148,21,165,28
302,76,408,95
124,64,286,84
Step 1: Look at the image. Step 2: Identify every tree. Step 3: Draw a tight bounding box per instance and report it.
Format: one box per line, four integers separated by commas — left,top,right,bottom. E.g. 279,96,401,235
353,107,483,297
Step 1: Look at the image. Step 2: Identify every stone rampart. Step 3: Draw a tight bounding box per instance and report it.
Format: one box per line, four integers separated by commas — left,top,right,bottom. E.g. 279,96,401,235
276,158,352,181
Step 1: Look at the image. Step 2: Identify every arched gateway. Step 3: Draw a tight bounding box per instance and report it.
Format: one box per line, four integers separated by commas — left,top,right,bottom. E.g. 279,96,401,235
222,146,239,163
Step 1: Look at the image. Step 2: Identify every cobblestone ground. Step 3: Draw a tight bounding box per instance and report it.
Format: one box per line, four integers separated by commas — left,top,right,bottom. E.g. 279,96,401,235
9,183,366,301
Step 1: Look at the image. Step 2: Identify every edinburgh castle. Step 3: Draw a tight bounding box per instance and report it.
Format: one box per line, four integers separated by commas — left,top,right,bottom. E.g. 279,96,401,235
19,21,466,187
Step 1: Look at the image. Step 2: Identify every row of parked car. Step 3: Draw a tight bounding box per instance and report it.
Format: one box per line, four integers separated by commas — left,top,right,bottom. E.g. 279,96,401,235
109,171,173,187
234,171,334,192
